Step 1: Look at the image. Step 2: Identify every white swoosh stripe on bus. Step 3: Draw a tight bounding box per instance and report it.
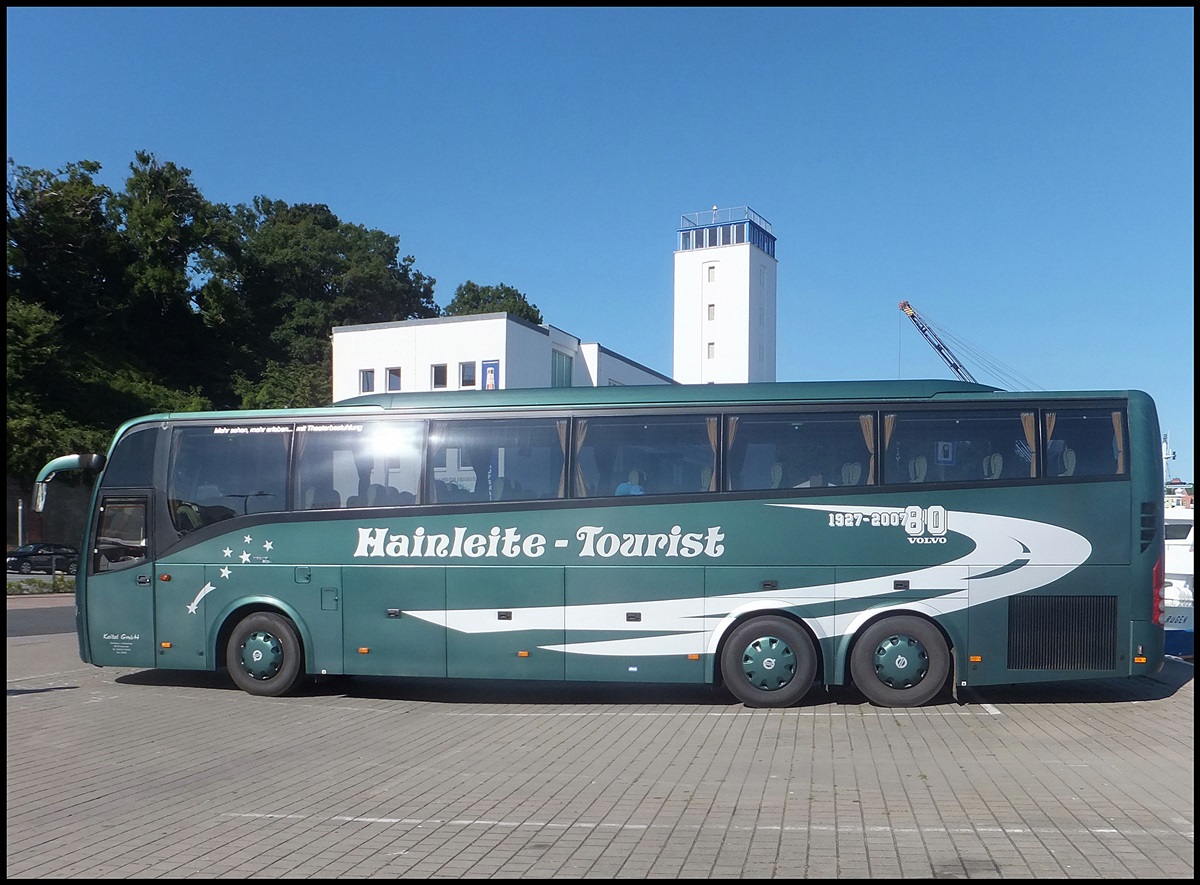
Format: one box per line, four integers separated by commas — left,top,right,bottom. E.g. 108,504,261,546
403,507,1092,657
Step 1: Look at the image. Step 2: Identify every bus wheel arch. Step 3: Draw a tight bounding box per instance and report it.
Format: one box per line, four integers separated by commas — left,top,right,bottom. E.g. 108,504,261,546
717,612,819,708
848,613,952,708
222,607,306,697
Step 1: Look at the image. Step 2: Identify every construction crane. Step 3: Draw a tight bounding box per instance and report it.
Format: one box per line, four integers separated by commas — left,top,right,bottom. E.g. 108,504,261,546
898,300,978,384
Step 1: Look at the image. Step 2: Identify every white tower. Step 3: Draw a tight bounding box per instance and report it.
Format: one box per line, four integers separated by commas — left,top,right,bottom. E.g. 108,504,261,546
672,206,777,384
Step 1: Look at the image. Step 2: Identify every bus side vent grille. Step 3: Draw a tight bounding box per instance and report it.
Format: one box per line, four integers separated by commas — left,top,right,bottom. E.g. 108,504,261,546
1139,501,1157,553
1008,595,1117,670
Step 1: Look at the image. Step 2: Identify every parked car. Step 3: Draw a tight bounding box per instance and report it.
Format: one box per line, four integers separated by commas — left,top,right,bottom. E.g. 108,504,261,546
6,543,79,575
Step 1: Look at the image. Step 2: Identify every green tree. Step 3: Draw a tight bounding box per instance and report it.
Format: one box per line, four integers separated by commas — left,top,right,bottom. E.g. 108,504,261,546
6,152,444,478
224,199,439,407
7,156,218,480
443,281,543,324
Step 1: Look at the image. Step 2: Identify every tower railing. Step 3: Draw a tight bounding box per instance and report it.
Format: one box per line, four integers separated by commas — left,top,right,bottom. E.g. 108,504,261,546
679,206,772,233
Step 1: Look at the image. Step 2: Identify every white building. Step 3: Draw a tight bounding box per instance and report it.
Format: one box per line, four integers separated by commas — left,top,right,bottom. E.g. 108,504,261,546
672,206,778,384
330,204,778,399
331,312,673,401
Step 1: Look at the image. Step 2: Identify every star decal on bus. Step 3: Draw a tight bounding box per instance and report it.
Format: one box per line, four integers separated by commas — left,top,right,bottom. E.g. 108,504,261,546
185,537,277,614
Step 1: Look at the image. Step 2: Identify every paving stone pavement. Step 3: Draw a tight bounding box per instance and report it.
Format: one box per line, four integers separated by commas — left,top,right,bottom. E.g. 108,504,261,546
6,595,1194,879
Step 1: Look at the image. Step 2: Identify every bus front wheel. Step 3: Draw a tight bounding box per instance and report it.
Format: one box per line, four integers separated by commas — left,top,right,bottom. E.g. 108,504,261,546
720,615,817,708
226,612,304,697
850,616,949,708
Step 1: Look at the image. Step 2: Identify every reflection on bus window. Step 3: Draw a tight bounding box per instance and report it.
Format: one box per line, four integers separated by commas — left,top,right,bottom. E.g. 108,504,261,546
294,420,423,509
429,418,567,503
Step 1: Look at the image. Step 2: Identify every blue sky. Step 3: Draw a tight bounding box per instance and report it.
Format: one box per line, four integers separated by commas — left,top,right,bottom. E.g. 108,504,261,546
7,7,1194,477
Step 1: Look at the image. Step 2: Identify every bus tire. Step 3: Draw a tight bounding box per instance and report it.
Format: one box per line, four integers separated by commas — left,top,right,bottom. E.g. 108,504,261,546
850,615,949,708
720,615,817,708
226,612,304,697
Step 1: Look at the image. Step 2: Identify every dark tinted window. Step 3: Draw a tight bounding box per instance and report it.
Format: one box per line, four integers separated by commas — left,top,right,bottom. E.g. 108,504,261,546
727,412,875,490
882,410,1036,485
575,415,717,497
167,424,291,533
101,426,159,488
1044,408,1127,477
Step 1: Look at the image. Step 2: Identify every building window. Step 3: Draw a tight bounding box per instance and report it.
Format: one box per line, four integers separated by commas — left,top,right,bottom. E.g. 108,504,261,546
680,231,692,250
432,364,447,389
359,369,375,393
552,350,573,388
386,368,401,392
460,362,477,387
707,304,715,321
706,265,716,283
707,342,715,359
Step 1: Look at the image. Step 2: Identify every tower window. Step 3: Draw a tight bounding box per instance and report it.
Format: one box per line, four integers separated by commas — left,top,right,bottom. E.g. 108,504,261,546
707,266,716,283
707,342,715,359
707,304,715,321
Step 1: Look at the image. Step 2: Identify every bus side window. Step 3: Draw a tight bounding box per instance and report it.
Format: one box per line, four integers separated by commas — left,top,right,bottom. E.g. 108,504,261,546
430,418,567,503
1044,408,1126,477
577,415,716,497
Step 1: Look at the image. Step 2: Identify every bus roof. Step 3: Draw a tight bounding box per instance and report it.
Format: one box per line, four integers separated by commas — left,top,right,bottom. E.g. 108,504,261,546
112,380,1153,437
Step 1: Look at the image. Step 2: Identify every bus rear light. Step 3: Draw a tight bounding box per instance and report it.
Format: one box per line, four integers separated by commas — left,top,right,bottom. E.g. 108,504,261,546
1151,556,1165,626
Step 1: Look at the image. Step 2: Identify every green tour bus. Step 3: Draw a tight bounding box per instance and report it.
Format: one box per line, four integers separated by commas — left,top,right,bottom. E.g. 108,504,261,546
35,379,1167,708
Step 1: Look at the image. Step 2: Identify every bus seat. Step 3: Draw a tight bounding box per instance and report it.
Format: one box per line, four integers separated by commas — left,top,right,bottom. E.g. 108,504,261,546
983,453,1003,480
384,486,403,505
366,483,387,506
841,462,862,486
700,465,713,492
908,456,927,483
770,463,784,489
305,485,341,509
1059,448,1076,477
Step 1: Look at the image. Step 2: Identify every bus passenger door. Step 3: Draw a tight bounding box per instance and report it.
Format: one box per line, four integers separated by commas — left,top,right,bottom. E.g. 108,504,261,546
84,495,156,668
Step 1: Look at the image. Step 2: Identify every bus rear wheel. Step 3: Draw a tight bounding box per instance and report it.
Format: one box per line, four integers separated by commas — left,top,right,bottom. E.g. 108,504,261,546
850,616,949,708
721,615,816,708
226,612,304,697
